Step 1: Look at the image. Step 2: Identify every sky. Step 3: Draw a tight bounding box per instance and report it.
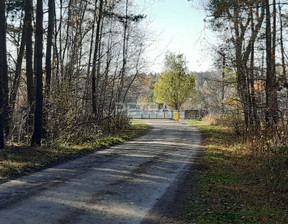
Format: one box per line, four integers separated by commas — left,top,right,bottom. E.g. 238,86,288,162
135,0,216,73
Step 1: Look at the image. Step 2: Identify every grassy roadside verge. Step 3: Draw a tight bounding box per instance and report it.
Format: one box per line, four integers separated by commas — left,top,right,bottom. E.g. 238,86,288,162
0,122,150,183
182,120,288,224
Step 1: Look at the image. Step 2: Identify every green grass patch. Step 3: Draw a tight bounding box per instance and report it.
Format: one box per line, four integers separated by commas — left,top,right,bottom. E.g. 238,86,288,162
181,120,288,224
0,122,150,183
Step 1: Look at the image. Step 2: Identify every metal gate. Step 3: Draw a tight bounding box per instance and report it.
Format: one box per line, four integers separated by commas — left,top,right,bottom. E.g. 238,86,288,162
127,110,185,119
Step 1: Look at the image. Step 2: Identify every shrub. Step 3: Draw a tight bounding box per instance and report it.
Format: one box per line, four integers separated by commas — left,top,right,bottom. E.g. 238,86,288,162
202,113,245,135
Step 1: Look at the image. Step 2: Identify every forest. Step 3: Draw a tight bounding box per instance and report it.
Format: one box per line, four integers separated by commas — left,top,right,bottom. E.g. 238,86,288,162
1,0,288,222
1,0,288,151
197,0,288,151
0,0,147,148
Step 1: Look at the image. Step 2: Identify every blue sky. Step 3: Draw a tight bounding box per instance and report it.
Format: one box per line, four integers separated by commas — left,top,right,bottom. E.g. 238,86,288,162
135,0,216,73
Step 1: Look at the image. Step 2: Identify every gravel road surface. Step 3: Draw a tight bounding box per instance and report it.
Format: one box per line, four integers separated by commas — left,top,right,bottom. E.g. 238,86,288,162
0,120,202,224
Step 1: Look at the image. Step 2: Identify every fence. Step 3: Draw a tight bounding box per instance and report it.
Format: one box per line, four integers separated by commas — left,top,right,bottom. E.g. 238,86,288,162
127,110,185,119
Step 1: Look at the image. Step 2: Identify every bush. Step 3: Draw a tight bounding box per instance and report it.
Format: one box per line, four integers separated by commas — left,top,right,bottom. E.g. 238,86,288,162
100,113,131,135
202,113,245,135
52,113,131,145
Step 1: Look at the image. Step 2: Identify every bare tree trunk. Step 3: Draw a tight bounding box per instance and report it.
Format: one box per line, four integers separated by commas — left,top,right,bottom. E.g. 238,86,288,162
61,0,73,83
118,0,129,103
233,5,249,128
25,0,34,132
10,26,26,121
122,43,144,102
31,0,43,146
278,2,286,80
91,0,103,115
249,30,258,128
45,0,55,96
55,0,63,84
85,3,97,110
95,16,105,119
42,0,55,139
248,6,259,129
0,0,8,148
221,53,225,114
265,0,278,125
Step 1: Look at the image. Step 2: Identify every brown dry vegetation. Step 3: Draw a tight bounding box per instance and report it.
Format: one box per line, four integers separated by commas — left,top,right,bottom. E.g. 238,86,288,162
183,119,288,224
0,123,149,184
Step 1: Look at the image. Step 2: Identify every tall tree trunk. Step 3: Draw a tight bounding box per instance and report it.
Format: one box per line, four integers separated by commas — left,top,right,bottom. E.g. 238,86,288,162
278,2,286,80
233,5,249,128
118,0,129,103
55,0,63,85
61,0,73,83
25,0,34,132
265,0,278,125
45,0,55,96
0,0,8,148
95,17,105,118
91,0,103,115
221,53,225,114
42,0,55,139
9,26,26,121
122,42,144,103
86,2,97,110
249,7,259,129
31,0,43,146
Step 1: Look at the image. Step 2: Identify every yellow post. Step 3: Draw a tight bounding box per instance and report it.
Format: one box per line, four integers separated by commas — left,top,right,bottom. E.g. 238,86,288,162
174,112,179,121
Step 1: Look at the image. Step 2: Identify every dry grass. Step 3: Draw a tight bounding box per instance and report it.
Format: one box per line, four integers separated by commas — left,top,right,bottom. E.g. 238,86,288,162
0,123,150,183
183,120,288,224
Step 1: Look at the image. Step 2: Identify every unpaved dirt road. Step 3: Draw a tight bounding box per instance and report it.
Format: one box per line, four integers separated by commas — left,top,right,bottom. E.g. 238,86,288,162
0,120,202,224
